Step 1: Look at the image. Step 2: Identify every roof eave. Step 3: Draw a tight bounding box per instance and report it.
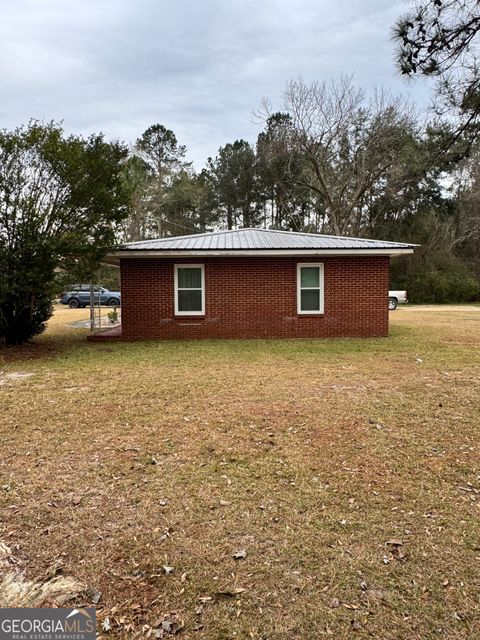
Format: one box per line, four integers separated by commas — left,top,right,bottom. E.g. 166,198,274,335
102,247,415,266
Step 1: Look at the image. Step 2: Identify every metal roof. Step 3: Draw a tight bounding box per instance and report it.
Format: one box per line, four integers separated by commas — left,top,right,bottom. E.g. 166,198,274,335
121,228,416,251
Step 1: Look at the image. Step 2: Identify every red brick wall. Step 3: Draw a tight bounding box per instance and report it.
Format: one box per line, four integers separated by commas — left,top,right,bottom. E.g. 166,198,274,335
119,256,390,340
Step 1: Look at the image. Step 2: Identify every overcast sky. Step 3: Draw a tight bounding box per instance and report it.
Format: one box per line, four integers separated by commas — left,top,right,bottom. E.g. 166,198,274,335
0,0,431,167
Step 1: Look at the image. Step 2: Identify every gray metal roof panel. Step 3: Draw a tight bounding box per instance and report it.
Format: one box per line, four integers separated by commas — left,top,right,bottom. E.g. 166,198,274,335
121,228,416,251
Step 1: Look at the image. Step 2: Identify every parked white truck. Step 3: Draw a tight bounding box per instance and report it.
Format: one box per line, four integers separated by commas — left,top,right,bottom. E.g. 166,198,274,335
388,290,408,310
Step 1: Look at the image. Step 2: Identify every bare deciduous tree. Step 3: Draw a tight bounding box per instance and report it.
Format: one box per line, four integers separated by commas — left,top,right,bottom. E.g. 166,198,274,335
259,77,419,236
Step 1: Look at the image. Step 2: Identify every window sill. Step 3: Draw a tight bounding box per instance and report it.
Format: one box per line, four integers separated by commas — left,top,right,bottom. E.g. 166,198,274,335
297,312,325,317
174,313,205,317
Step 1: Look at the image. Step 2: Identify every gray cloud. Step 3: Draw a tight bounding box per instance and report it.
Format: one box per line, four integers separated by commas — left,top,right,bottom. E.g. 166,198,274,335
0,0,431,166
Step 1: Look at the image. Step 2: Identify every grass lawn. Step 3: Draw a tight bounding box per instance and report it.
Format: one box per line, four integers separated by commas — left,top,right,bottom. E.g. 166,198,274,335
1,305,479,639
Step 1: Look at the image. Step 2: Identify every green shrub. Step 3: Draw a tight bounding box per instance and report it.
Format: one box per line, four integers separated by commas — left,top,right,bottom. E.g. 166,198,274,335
0,245,57,345
405,253,480,303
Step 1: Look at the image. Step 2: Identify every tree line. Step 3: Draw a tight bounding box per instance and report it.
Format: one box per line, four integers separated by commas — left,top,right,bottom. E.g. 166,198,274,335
121,77,480,305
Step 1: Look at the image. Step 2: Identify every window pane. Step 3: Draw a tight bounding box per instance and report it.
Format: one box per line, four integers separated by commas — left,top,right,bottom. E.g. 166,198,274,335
300,266,319,288
178,267,201,289
301,289,320,311
178,289,202,312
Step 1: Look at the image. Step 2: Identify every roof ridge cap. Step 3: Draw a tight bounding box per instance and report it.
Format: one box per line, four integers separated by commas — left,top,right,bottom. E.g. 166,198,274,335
125,228,243,246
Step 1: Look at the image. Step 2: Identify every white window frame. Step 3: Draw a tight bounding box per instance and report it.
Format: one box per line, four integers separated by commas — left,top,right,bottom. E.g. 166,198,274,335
174,264,205,316
297,263,324,315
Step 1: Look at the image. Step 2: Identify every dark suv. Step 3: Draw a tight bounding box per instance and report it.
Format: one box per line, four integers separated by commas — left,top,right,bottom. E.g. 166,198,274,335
60,285,121,309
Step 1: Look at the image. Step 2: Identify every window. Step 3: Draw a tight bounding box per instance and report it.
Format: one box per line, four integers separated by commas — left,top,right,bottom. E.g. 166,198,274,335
297,263,324,314
174,265,205,315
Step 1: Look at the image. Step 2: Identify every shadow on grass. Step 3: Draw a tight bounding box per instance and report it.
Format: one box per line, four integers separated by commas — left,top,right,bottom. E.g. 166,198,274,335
0,329,91,363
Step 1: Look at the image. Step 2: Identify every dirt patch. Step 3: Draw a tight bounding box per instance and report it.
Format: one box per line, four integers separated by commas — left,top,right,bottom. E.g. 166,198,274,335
0,371,34,386
0,539,84,607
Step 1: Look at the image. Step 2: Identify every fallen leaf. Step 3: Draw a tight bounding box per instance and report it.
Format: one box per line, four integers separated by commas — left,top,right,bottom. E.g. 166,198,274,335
365,589,386,604
458,485,479,494
328,598,340,609
216,587,246,597
152,617,184,636
162,620,173,633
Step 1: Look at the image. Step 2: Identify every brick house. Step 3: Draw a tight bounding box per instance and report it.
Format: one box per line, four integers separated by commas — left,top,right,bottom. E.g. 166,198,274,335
101,228,415,340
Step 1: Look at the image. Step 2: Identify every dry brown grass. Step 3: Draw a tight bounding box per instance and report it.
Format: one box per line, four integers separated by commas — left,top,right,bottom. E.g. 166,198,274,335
1,304,479,638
